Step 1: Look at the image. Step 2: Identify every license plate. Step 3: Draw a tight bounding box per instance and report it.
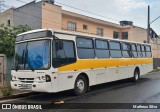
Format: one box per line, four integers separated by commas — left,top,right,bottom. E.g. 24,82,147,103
19,84,32,88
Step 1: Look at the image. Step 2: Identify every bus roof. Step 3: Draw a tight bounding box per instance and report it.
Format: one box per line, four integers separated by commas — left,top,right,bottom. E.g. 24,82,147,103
18,28,151,45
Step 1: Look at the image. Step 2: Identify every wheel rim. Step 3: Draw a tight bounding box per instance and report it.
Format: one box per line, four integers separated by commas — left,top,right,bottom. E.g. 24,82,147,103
76,79,85,93
135,72,139,80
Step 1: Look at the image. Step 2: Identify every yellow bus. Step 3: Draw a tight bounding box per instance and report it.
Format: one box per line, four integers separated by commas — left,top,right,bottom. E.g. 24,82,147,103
11,29,153,95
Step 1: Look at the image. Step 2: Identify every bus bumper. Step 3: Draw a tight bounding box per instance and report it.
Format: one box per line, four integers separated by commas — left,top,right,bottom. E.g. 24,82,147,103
10,80,52,93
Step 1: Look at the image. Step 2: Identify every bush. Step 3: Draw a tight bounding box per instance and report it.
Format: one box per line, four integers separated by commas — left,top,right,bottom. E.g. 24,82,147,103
1,86,12,96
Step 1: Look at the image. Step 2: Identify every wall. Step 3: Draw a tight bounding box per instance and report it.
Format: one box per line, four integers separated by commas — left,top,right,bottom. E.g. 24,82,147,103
0,54,7,86
0,9,14,26
42,2,62,30
13,1,42,29
127,26,147,42
62,14,121,38
6,57,13,83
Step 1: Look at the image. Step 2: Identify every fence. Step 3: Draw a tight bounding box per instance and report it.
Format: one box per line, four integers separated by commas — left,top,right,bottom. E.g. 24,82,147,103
153,58,160,69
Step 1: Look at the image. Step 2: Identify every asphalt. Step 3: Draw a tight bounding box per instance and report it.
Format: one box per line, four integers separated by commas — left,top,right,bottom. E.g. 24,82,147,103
1,71,160,112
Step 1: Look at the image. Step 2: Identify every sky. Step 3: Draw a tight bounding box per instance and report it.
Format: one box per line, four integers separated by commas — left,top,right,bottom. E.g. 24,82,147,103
2,0,160,34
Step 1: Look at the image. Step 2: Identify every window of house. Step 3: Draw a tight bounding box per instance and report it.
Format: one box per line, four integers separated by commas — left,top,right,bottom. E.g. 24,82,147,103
83,24,88,30
109,41,122,58
131,44,138,58
122,42,132,58
122,32,128,39
7,20,10,26
67,22,76,31
95,39,110,58
97,28,103,36
113,31,119,39
76,37,95,59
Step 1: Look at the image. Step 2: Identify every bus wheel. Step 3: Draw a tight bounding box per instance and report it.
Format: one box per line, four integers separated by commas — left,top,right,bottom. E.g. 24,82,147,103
132,69,140,82
74,75,87,96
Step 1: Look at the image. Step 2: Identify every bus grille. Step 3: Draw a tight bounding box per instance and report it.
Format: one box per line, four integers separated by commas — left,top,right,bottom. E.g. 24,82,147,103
18,78,34,83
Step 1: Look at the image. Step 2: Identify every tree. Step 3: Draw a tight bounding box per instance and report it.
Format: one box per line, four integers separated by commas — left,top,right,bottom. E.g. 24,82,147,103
0,24,31,57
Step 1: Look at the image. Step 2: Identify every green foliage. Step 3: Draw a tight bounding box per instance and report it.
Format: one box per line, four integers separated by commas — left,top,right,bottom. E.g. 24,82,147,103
1,85,12,96
0,24,31,57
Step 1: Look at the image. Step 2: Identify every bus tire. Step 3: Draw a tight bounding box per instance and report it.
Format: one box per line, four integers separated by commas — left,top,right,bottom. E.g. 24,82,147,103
74,75,87,96
132,69,140,82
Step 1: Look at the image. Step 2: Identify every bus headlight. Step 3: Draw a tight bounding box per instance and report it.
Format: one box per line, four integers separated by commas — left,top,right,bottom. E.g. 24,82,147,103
42,76,46,80
46,75,51,82
38,76,46,80
12,75,16,80
38,76,41,80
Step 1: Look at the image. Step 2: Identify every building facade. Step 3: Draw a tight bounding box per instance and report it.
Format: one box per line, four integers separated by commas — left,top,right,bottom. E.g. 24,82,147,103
0,1,159,58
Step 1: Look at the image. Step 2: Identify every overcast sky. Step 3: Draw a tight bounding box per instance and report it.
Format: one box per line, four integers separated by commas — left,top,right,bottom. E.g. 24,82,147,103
3,0,160,34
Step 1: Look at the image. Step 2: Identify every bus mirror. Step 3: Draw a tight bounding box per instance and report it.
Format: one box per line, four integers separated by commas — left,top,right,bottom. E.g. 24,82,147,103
59,41,63,50
55,42,59,51
55,41,63,51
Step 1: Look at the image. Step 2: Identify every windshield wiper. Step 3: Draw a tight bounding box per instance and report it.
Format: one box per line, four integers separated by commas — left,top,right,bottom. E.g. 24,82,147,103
25,49,34,72
28,57,34,72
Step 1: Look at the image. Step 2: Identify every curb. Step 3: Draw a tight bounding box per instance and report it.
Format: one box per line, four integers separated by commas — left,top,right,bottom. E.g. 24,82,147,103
0,92,40,101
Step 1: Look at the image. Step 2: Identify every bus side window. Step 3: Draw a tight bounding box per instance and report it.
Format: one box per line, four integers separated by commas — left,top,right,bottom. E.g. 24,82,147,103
131,44,138,58
109,41,122,58
76,37,95,59
137,44,142,58
95,39,110,58
141,45,146,58
146,45,152,58
52,40,76,68
122,42,132,58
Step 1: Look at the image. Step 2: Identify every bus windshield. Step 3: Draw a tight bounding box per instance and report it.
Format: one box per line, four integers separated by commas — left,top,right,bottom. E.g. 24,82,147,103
13,40,50,70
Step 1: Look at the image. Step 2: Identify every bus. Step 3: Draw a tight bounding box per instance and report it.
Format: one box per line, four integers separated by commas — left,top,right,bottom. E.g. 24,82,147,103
11,29,153,95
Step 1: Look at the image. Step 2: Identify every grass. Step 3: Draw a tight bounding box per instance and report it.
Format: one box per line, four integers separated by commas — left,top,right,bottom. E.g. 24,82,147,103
0,85,12,97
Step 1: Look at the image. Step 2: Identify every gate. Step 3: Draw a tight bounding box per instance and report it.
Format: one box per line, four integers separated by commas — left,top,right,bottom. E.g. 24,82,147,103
0,54,6,87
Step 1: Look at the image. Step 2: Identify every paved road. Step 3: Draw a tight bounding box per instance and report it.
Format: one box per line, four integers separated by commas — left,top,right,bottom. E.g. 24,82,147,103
1,71,160,112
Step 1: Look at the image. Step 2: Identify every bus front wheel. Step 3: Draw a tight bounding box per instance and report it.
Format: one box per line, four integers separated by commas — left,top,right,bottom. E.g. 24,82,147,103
132,69,140,82
74,75,87,96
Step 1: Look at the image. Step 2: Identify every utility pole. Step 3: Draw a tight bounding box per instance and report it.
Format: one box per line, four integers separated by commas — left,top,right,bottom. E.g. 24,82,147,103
147,5,150,43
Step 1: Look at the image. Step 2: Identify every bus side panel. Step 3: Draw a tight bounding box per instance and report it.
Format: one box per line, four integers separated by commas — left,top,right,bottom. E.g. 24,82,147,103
56,70,91,92
139,64,153,76
117,66,134,80
91,68,106,85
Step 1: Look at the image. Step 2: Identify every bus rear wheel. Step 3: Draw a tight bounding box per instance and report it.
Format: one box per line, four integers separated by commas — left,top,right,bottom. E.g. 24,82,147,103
74,75,87,96
132,69,140,82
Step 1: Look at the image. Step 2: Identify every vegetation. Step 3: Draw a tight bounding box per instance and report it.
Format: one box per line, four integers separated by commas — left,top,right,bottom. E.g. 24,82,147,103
1,85,12,96
0,24,31,57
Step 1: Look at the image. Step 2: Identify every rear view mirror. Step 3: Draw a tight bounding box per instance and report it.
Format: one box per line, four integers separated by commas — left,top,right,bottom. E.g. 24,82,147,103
55,40,63,51
59,41,63,50
55,42,59,51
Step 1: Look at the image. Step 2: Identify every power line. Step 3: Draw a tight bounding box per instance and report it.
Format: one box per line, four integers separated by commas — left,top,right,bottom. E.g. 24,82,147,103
55,1,120,22
16,0,120,22
150,16,160,25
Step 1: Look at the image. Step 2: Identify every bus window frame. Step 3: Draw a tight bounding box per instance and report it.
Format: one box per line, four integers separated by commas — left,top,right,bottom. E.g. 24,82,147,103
141,44,147,58
52,39,77,68
13,39,52,71
137,44,143,58
131,43,138,58
95,39,110,58
122,42,132,58
145,45,152,58
76,36,95,59
109,40,122,58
